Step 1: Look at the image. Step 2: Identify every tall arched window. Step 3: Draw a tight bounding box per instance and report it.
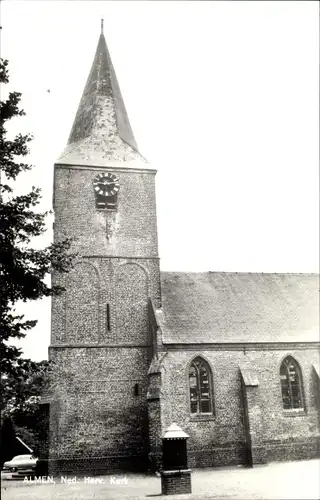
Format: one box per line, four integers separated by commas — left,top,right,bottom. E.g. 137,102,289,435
189,357,214,414
280,356,304,409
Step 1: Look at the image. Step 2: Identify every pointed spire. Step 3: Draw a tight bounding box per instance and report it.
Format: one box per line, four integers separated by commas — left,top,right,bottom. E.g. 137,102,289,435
58,22,147,166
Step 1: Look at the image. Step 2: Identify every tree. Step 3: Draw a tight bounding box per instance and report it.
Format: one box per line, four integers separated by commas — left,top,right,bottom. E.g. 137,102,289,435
1,359,51,457
0,58,74,394
1,359,50,414
0,416,16,466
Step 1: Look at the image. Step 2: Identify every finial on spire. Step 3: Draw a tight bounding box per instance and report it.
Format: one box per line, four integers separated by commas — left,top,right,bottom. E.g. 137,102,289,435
101,19,104,35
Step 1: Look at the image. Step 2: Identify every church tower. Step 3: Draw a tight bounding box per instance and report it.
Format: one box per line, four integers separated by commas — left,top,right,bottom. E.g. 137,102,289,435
49,21,161,473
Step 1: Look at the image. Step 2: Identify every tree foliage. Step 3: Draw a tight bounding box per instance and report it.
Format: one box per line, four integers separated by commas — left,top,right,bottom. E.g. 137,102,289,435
1,359,50,413
0,416,16,466
1,359,51,457
0,58,73,402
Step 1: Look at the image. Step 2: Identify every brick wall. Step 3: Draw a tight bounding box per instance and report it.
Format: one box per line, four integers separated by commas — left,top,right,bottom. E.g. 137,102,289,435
53,165,159,259
51,257,160,345
48,347,150,470
161,470,192,495
159,348,320,467
50,163,160,473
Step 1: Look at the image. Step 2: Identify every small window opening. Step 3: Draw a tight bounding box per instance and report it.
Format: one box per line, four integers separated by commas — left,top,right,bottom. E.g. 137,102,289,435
134,383,141,396
107,303,110,331
96,198,117,210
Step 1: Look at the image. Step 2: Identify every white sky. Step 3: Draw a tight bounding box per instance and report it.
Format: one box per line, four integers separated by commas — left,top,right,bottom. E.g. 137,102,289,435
1,1,319,361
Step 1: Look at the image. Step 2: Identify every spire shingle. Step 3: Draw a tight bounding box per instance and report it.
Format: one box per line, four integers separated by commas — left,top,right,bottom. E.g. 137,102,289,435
57,28,146,166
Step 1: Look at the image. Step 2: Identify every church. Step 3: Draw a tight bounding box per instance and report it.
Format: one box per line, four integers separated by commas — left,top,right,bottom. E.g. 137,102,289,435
45,24,320,474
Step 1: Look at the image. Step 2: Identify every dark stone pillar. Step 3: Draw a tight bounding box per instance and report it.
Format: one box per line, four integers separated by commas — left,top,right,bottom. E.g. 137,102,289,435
147,370,162,472
240,367,267,466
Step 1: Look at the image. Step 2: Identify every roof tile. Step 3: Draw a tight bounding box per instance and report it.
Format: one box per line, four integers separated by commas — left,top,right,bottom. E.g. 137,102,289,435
160,272,319,343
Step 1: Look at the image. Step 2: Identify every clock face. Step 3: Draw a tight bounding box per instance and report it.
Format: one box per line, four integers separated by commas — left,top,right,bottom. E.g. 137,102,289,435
93,173,120,197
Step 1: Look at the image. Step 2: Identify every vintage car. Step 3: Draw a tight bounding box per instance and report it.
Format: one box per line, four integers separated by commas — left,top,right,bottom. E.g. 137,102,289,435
2,454,38,474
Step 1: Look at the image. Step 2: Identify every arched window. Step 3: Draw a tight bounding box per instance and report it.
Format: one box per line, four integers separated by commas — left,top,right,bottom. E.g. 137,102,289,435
189,357,214,414
280,356,304,409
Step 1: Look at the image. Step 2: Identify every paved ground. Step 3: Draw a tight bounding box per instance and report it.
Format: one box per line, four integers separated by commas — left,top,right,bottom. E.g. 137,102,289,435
1,459,320,500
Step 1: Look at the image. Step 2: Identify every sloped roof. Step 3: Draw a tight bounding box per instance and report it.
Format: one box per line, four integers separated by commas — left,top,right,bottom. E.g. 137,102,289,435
57,26,147,167
313,363,320,379
159,272,319,343
239,365,259,386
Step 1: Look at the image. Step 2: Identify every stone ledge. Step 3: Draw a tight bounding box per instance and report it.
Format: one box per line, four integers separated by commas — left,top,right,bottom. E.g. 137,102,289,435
161,469,192,476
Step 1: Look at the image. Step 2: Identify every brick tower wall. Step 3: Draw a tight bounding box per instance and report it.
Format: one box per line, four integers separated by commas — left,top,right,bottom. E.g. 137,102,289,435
49,164,160,474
